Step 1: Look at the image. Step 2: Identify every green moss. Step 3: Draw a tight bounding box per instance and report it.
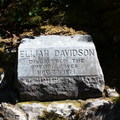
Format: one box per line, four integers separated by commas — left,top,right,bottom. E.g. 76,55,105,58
18,100,84,108
18,101,50,107
21,16,42,26
28,16,42,25
52,100,84,108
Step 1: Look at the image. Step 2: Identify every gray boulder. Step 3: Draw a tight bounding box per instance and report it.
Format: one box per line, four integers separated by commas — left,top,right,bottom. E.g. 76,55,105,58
18,35,105,101
0,103,27,120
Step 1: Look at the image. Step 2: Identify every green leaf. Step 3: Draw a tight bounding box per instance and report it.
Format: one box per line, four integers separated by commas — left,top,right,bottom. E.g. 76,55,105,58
29,12,32,16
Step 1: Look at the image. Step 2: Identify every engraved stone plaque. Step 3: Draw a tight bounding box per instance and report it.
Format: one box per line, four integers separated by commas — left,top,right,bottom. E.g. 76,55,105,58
18,35,105,101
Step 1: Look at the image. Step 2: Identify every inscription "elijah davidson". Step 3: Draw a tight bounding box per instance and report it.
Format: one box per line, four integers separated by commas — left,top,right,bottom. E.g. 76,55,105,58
18,48,96,77
20,49,95,57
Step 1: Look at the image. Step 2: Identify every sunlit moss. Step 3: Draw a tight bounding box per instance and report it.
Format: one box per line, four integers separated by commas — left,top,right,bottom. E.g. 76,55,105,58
38,25,87,35
0,68,4,73
110,96,120,103
18,100,84,108
18,101,50,107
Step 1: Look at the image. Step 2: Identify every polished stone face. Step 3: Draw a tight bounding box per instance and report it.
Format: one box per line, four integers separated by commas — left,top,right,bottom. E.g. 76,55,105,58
18,35,105,101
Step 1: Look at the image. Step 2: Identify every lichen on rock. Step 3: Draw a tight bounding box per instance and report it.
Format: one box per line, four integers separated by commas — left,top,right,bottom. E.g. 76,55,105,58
0,103,27,120
0,97,120,120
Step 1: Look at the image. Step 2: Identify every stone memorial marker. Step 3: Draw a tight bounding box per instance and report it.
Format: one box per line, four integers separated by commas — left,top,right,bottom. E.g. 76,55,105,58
18,35,105,101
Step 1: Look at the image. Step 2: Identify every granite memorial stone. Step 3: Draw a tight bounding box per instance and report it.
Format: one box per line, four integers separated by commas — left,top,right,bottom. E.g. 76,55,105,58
18,35,105,101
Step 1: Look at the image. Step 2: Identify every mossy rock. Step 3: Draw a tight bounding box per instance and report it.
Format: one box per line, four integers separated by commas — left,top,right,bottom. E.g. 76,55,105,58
18,100,84,108
39,111,66,120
